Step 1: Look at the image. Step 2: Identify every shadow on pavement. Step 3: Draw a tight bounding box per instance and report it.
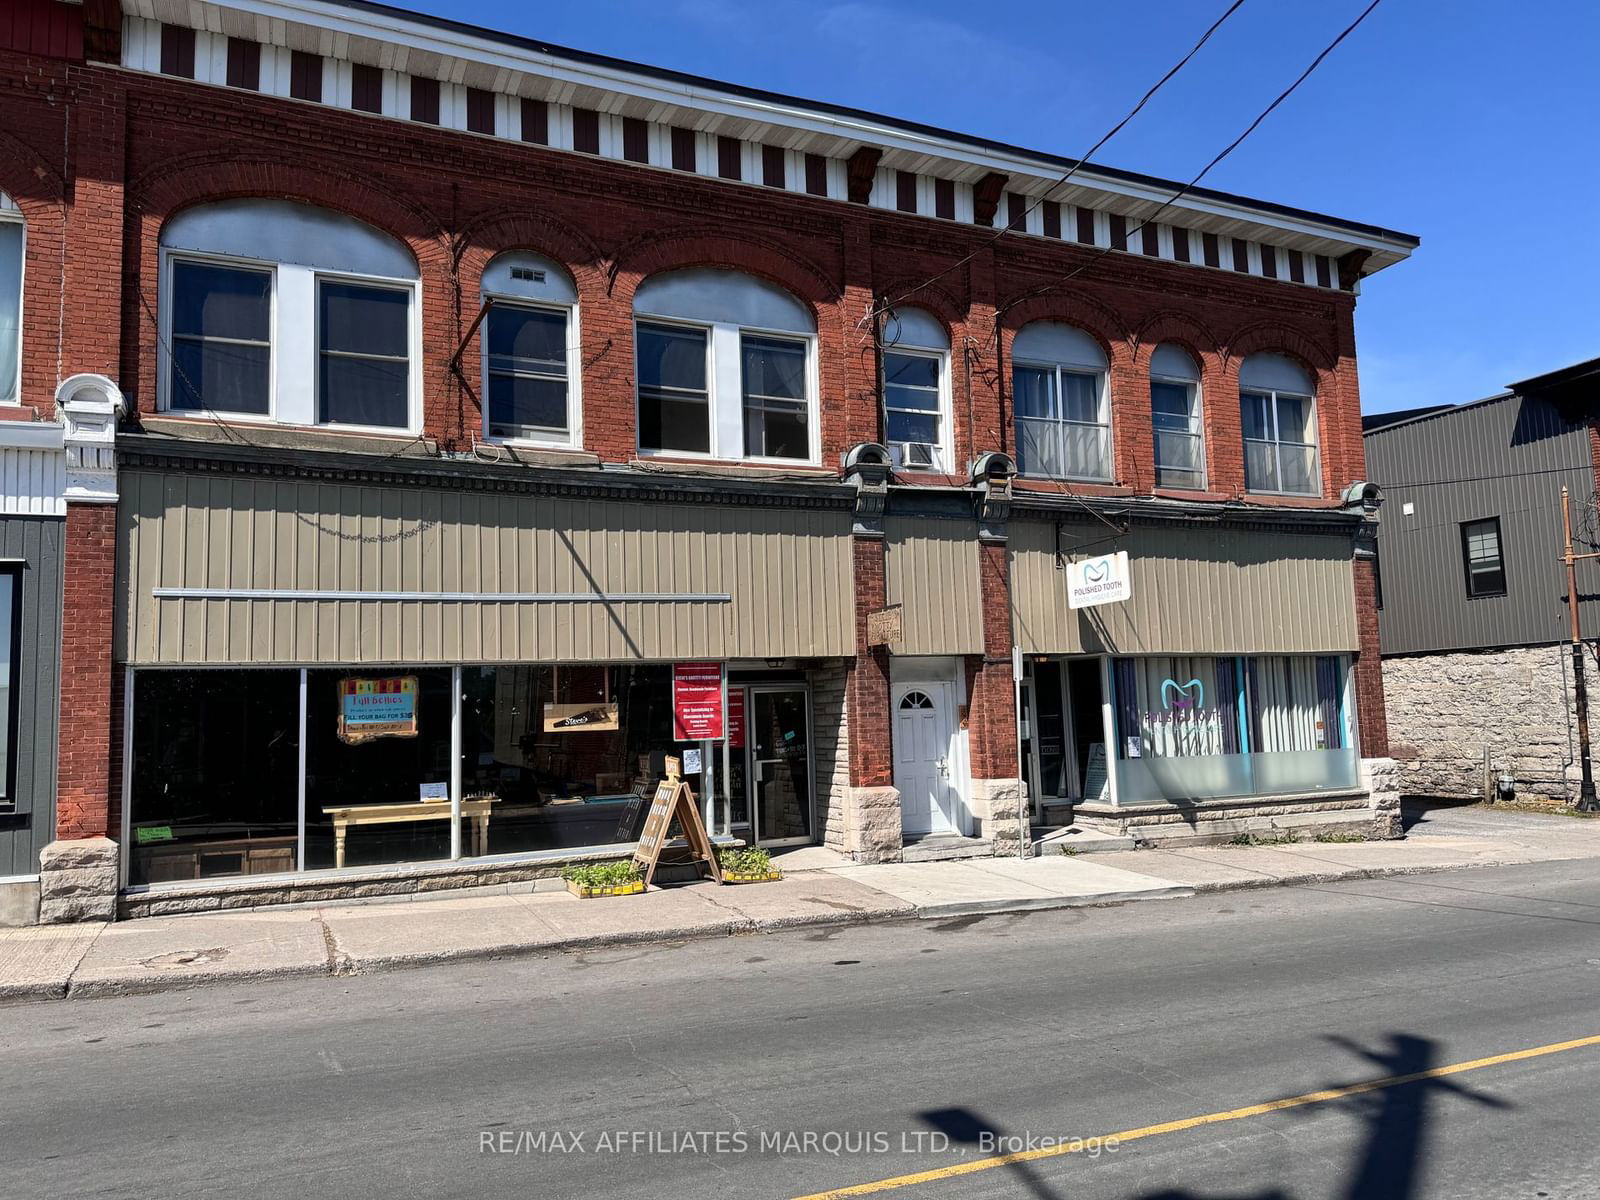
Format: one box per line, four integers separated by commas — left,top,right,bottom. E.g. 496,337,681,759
919,1107,1065,1200
1133,1032,1509,1200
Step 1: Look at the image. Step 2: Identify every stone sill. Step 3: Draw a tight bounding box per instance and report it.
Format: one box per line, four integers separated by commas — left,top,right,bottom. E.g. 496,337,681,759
1072,788,1369,818
119,837,741,919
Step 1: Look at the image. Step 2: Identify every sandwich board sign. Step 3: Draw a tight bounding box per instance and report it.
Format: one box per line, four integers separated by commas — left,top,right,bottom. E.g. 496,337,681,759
631,756,723,888
1066,551,1131,610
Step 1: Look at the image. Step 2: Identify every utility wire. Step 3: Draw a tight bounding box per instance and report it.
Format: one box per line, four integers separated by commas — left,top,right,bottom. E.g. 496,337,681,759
994,0,1386,327
856,0,1247,333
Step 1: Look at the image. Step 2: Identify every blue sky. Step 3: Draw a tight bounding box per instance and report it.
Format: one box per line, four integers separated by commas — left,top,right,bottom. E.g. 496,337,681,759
405,0,1598,414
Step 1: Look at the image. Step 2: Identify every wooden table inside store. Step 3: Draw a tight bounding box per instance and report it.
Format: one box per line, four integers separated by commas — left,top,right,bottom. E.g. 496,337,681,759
320,796,498,869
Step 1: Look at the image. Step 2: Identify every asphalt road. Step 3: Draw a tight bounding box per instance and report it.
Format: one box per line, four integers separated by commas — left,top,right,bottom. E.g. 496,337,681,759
6,858,1600,1200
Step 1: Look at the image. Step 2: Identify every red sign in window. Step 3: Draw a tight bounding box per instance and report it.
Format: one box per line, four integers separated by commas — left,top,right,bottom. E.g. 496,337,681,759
727,687,746,748
672,662,725,741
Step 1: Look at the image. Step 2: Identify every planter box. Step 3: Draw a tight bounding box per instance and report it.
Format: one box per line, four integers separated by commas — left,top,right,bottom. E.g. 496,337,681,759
721,871,782,885
565,879,644,898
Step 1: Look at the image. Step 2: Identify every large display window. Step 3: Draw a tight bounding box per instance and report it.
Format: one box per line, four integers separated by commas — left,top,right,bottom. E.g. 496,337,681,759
1109,653,1356,805
124,661,815,886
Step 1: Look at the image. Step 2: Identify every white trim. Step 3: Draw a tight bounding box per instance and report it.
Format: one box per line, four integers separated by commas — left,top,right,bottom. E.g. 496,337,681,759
0,199,23,407
882,344,952,474
478,296,582,449
151,587,734,602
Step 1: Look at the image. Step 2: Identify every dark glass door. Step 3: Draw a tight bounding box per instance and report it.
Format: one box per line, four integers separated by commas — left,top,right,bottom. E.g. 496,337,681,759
749,688,813,844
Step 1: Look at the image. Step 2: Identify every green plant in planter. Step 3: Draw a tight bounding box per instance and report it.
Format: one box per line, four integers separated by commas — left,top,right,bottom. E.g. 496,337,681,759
560,861,642,889
719,847,779,879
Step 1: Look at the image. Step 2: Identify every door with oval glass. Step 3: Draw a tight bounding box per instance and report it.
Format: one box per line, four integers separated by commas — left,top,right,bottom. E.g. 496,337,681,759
892,682,961,837
746,686,814,845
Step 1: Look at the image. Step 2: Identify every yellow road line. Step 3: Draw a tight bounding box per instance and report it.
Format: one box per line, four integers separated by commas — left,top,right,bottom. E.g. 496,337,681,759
793,1033,1600,1199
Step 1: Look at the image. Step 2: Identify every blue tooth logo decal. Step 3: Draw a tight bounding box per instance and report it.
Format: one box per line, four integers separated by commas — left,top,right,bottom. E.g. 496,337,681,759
1160,678,1205,710
1083,558,1110,583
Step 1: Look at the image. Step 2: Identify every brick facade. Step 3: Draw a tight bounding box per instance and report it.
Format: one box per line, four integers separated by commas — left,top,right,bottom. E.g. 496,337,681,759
0,3,1405,887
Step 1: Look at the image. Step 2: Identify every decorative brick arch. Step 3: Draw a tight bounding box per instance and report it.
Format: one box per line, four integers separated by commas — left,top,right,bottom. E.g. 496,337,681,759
1222,322,1336,388
874,278,966,342
1129,310,1223,373
452,209,609,281
608,228,840,311
128,151,449,270
994,291,1130,367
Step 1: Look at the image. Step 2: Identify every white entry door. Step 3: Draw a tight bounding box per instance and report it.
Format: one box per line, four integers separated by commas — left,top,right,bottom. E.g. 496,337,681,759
892,683,960,837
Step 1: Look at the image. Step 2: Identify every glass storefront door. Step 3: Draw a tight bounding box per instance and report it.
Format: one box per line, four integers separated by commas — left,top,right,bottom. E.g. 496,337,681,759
746,686,814,846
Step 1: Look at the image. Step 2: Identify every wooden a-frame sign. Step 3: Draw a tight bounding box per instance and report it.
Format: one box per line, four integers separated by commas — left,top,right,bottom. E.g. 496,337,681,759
632,757,722,888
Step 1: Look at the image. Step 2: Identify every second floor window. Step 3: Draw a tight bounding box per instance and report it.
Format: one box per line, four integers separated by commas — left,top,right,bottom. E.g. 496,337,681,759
160,199,420,431
1150,344,1204,490
1013,322,1110,482
0,192,21,405
882,308,950,471
1460,517,1506,597
481,252,578,445
633,268,816,463
1239,353,1319,496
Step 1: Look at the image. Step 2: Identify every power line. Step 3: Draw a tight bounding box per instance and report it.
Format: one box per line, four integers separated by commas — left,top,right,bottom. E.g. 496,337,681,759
856,0,1247,334
994,0,1386,327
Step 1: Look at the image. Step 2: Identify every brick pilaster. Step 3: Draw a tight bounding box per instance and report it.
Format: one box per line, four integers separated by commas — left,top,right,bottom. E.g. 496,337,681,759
57,502,118,839
846,537,893,788
967,541,1018,779
1352,554,1388,758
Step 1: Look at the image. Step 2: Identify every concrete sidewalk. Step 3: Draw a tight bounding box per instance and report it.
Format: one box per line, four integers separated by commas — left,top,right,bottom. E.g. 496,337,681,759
4,803,1598,1004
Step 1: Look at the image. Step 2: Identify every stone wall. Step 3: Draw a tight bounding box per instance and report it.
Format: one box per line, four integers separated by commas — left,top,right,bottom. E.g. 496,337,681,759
810,660,849,855
1383,643,1586,803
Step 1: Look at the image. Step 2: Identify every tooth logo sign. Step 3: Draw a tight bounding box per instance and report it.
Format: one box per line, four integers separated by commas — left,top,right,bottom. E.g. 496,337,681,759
1067,549,1131,610
1161,679,1205,710
1083,558,1111,583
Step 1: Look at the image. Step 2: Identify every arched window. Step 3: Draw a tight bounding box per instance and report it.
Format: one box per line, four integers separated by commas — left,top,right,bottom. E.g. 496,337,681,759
882,308,950,471
1012,322,1110,481
159,199,420,430
1150,344,1204,490
0,192,22,405
480,252,579,445
1239,352,1318,495
633,268,816,462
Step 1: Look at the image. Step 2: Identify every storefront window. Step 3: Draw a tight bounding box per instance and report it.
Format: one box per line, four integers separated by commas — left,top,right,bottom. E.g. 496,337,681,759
302,668,454,870
128,669,300,886
458,664,697,857
1110,654,1355,804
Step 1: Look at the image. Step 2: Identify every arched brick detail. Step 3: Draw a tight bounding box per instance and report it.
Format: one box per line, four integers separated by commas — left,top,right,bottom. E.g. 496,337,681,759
124,154,452,420
995,291,1129,362
1130,310,1222,368
875,278,966,340
452,209,608,277
609,229,840,308
0,132,69,416
1223,322,1336,379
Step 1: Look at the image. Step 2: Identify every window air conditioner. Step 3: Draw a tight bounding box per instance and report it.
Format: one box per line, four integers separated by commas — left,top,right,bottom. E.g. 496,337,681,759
897,442,938,469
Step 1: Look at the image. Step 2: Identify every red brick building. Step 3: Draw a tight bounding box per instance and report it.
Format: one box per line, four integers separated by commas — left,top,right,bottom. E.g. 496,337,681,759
0,0,1416,922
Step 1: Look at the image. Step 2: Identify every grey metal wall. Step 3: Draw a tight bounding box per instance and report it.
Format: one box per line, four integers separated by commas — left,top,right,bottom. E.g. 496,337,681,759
1010,518,1358,656
1366,393,1600,655
885,516,984,656
116,471,856,665
0,516,62,877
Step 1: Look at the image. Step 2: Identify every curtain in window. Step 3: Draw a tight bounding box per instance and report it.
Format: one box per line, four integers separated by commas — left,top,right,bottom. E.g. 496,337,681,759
1115,656,1228,759
0,221,22,404
1112,658,1139,759
1248,655,1331,752
1314,655,1345,750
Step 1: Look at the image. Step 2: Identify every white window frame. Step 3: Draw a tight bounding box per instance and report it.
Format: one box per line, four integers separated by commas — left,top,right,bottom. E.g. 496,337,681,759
0,197,24,408
1150,367,1206,491
883,344,952,472
633,314,819,466
159,248,422,435
1240,386,1320,497
1012,359,1112,482
159,250,279,423
479,296,581,449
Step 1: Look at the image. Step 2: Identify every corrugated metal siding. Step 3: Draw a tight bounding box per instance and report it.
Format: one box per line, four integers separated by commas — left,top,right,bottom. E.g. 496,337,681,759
1010,518,1357,655
884,516,983,656
1367,393,1599,654
0,516,62,877
116,471,855,665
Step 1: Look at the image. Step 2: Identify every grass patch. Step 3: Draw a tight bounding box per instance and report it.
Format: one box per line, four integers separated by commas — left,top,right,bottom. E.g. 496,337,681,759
1313,832,1367,843
1227,831,1301,847
719,846,777,876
